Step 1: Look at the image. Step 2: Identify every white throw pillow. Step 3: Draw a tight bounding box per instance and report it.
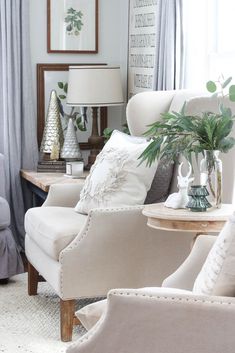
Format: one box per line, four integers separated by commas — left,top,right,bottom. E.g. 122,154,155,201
75,130,158,214
193,213,235,296
76,287,192,331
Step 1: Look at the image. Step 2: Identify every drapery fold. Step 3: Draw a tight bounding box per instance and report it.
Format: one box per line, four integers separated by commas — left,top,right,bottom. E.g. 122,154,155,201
0,0,38,249
153,0,184,90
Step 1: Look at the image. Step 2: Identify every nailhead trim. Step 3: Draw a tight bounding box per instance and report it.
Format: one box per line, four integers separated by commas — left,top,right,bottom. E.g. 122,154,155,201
69,290,235,347
110,291,234,306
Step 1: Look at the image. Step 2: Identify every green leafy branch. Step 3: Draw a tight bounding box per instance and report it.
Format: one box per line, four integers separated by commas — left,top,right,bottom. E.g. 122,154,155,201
103,123,130,142
57,81,86,132
139,77,235,167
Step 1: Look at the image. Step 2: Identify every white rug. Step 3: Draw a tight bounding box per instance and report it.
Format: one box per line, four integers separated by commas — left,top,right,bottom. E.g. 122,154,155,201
0,274,100,353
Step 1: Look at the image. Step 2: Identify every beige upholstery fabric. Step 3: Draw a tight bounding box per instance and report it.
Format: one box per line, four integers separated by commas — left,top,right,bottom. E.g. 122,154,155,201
126,90,176,136
162,235,216,290
68,288,235,353
25,235,61,295
76,299,107,331
43,184,84,208
75,130,158,214
75,235,216,331
193,214,235,296
25,207,87,260
76,287,192,331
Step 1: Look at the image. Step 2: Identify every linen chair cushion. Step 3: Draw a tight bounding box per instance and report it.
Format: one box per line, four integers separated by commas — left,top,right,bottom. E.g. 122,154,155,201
0,197,10,229
193,213,235,296
76,287,192,331
75,130,158,215
24,207,87,260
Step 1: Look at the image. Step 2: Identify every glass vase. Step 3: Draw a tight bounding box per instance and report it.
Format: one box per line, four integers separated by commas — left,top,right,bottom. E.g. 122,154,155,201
200,150,222,208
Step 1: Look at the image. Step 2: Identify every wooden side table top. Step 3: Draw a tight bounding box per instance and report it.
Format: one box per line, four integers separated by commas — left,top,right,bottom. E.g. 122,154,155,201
21,170,89,193
143,203,234,233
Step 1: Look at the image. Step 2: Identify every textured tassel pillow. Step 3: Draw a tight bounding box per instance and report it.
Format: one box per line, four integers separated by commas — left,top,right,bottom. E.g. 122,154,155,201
193,212,235,296
75,130,158,214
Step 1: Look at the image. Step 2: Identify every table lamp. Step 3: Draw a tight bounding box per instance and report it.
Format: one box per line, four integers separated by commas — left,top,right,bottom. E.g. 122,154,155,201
67,65,124,169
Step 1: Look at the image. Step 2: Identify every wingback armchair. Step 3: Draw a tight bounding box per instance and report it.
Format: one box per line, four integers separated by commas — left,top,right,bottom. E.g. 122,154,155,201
24,89,235,342
67,234,235,353
0,154,24,283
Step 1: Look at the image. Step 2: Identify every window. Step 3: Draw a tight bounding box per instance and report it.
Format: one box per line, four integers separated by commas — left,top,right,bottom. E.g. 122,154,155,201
183,0,235,88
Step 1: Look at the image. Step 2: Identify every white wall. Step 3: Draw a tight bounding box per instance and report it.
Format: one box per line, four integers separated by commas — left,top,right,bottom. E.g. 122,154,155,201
29,0,129,134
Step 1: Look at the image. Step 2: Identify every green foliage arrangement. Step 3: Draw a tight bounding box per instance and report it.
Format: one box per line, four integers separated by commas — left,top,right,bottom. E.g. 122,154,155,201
65,8,83,36
103,123,130,142
139,77,235,167
57,81,87,132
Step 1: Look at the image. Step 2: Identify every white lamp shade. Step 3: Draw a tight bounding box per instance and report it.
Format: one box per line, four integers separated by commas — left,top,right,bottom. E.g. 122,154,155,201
67,66,124,107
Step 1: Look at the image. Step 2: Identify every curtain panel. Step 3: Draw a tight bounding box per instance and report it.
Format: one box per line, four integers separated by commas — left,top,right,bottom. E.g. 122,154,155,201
153,0,184,90
0,0,38,249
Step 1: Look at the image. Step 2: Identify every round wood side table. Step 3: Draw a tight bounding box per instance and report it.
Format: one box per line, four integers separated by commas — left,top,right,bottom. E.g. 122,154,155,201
142,203,234,234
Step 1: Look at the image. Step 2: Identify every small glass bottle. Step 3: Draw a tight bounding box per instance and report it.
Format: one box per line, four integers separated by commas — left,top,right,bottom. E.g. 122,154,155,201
200,150,222,208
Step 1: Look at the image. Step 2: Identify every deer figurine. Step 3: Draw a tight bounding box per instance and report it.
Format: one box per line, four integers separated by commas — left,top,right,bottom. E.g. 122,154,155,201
164,162,194,209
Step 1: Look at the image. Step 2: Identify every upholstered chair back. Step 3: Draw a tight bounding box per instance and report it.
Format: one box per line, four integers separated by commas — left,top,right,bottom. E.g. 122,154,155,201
126,90,203,137
126,91,176,136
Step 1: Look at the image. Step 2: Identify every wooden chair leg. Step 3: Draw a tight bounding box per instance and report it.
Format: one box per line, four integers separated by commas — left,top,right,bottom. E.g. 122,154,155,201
60,299,75,342
28,261,39,296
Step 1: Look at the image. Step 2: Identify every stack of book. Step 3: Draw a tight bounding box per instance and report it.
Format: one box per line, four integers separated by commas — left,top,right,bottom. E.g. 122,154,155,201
37,160,66,173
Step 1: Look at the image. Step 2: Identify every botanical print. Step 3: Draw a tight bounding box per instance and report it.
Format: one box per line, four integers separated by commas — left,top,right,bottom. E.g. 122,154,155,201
56,81,87,132
65,7,84,36
48,0,97,52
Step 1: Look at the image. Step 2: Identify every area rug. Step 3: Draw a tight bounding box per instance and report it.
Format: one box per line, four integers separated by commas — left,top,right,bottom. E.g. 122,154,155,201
0,273,102,353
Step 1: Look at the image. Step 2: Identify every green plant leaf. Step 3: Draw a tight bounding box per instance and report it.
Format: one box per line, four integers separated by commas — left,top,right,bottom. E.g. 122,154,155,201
139,76,235,167
58,82,64,89
64,83,68,93
218,137,235,153
229,85,235,101
206,80,217,93
59,95,66,100
103,127,113,141
222,76,232,88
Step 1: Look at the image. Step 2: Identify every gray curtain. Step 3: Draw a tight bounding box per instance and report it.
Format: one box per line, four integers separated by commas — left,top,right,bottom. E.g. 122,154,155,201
153,0,184,90
0,0,38,250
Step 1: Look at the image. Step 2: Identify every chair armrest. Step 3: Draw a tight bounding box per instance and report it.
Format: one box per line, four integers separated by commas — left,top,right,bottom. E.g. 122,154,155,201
68,288,235,353
42,183,83,207
162,234,216,290
59,206,194,299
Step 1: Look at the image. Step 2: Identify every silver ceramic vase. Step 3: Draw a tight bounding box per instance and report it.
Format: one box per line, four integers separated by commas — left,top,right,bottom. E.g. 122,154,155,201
40,90,64,154
61,118,82,160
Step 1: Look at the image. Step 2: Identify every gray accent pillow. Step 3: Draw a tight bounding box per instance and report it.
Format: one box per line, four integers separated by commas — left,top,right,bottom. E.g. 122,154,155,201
144,160,175,204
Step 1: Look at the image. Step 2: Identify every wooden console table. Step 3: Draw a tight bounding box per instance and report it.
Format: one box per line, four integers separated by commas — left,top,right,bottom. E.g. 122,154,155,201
21,170,88,206
143,203,233,234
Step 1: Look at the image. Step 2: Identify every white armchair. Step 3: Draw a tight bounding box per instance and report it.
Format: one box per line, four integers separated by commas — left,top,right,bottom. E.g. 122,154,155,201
25,89,234,342
67,234,235,353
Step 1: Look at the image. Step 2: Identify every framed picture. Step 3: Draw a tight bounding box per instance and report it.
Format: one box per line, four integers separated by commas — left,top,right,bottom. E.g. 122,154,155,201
127,0,157,99
47,0,98,53
37,63,107,150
